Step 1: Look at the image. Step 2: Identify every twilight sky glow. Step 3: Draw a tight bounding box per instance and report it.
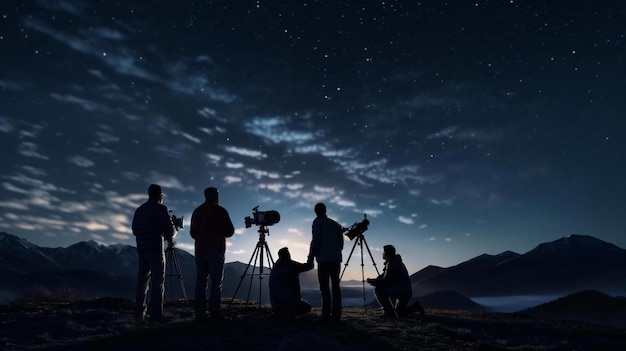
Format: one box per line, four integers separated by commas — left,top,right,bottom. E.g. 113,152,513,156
1,1,625,280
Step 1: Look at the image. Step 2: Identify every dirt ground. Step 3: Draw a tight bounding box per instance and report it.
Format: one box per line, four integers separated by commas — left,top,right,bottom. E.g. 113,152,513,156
1,298,625,351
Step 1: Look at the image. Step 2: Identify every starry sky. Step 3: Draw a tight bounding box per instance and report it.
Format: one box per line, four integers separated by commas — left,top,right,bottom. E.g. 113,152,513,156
1,1,625,280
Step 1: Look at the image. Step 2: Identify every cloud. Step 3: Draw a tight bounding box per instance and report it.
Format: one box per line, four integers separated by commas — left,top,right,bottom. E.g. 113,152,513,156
0,116,15,133
0,202,29,210
331,196,356,207
148,171,195,192
68,155,95,168
397,216,414,225
0,80,23,91
430,198,454,206
224,146,267,159
244,116,318,145
74,221,109,231
18,142,49,160
427,126,459,140
50,93,100,111
225,176,242,184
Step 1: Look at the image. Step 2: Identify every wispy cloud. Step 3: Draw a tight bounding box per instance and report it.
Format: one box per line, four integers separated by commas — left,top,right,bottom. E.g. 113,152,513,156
68,155,95,168
398,216,414,225
18,142,49,160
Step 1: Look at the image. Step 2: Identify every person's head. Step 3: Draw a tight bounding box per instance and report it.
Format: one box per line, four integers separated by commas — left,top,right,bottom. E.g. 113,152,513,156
148,184,163,203
204,187,219,204
314,202,326,217
383,244,396,260
278,247,291,260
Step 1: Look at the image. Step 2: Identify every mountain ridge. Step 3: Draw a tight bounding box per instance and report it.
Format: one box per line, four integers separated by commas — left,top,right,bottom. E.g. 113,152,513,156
2,232,626,307
410,234,626,297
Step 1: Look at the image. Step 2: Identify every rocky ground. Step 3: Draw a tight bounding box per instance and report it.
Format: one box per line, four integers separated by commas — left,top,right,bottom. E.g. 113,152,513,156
1,297,626,350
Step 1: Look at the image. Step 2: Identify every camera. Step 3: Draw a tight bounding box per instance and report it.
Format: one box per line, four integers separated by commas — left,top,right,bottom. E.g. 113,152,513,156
344,214,369,240
245,206,280,228
169,211,184,231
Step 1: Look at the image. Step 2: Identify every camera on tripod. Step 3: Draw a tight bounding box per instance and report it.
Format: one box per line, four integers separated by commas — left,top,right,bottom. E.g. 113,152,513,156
245,206,280,228
169,211,184,231
343,214,370,240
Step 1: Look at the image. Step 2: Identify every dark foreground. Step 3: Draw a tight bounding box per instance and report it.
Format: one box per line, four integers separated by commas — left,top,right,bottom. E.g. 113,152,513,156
1,298,625,351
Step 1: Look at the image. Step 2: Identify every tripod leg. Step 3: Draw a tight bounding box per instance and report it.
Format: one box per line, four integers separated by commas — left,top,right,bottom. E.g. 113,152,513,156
230,244,260,306
170,249,188,301
263,242,275,267
361,237,381,276
340,238,360,281
164,247,188,301
359,237,367,311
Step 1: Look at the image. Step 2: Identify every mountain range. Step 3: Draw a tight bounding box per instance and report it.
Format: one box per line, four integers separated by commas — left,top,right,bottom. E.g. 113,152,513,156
410,234,626,298
2,232,626,310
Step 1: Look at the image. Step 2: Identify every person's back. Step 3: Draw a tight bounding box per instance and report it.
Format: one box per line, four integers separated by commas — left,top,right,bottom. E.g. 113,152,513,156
132,198,174,253
384,254,412,299
131,184,175,323
270,247,313,318
190,201,234,255
190,187,234,322
310,215,343,263
308,203,344,323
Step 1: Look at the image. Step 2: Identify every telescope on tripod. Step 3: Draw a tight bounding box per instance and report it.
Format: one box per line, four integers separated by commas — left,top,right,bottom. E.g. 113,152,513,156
340,213,380,309
230,206,280,307
165,211,188,301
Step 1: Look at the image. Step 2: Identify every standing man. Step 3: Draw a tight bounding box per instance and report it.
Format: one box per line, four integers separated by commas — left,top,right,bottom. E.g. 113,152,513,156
132,184,176,323
190,187,234,322
307,202,344,323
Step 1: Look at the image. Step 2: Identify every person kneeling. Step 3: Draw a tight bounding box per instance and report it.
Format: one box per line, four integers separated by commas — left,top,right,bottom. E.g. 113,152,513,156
367,245,424,319
270,247,314,319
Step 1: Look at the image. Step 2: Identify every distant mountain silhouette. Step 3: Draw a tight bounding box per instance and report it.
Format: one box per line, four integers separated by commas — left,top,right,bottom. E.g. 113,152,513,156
0,232,196,302
417,291,487,312
0,232,306,305
411,234,626,297
3,232,626,313
521,290,626,329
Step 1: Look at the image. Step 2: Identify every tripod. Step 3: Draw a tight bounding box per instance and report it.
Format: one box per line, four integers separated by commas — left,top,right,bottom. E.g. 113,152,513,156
165,240,188,301
230,225,275,307
340,232,380,310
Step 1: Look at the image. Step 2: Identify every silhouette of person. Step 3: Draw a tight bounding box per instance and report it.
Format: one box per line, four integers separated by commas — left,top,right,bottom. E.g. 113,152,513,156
307,202,344,323
367,244,424,318
131,184,177,323
270,247,314,319
190,187,234,322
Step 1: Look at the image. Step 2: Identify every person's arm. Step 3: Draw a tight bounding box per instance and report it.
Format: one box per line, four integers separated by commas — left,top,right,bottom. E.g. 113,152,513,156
308,219,321,262
189,207,198,240
220,207,235,238
160,205,176,241
294,259,314,272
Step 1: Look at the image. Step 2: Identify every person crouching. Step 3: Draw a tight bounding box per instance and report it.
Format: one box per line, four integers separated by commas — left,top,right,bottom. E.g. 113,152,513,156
269,247,314,319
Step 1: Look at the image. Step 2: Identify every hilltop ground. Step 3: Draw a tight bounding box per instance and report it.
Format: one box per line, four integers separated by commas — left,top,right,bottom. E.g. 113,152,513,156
1,297,625,351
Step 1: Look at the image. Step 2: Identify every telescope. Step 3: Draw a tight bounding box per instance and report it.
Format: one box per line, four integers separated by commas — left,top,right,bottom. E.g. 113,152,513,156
343,214,369,240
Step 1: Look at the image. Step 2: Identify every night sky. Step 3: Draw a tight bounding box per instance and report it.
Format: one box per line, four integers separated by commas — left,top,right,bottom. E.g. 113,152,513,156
1,1,625,280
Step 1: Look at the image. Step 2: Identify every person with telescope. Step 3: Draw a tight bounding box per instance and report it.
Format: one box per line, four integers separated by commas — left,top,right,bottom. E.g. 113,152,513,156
131,184,177,323
307,202,344,323
190,187,235,323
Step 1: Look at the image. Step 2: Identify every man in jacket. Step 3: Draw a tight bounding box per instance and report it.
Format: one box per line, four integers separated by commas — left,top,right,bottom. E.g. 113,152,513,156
132,184,176,323
367,244,424,318
307,202,344,323
190,187,235,322
270,247,314,319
